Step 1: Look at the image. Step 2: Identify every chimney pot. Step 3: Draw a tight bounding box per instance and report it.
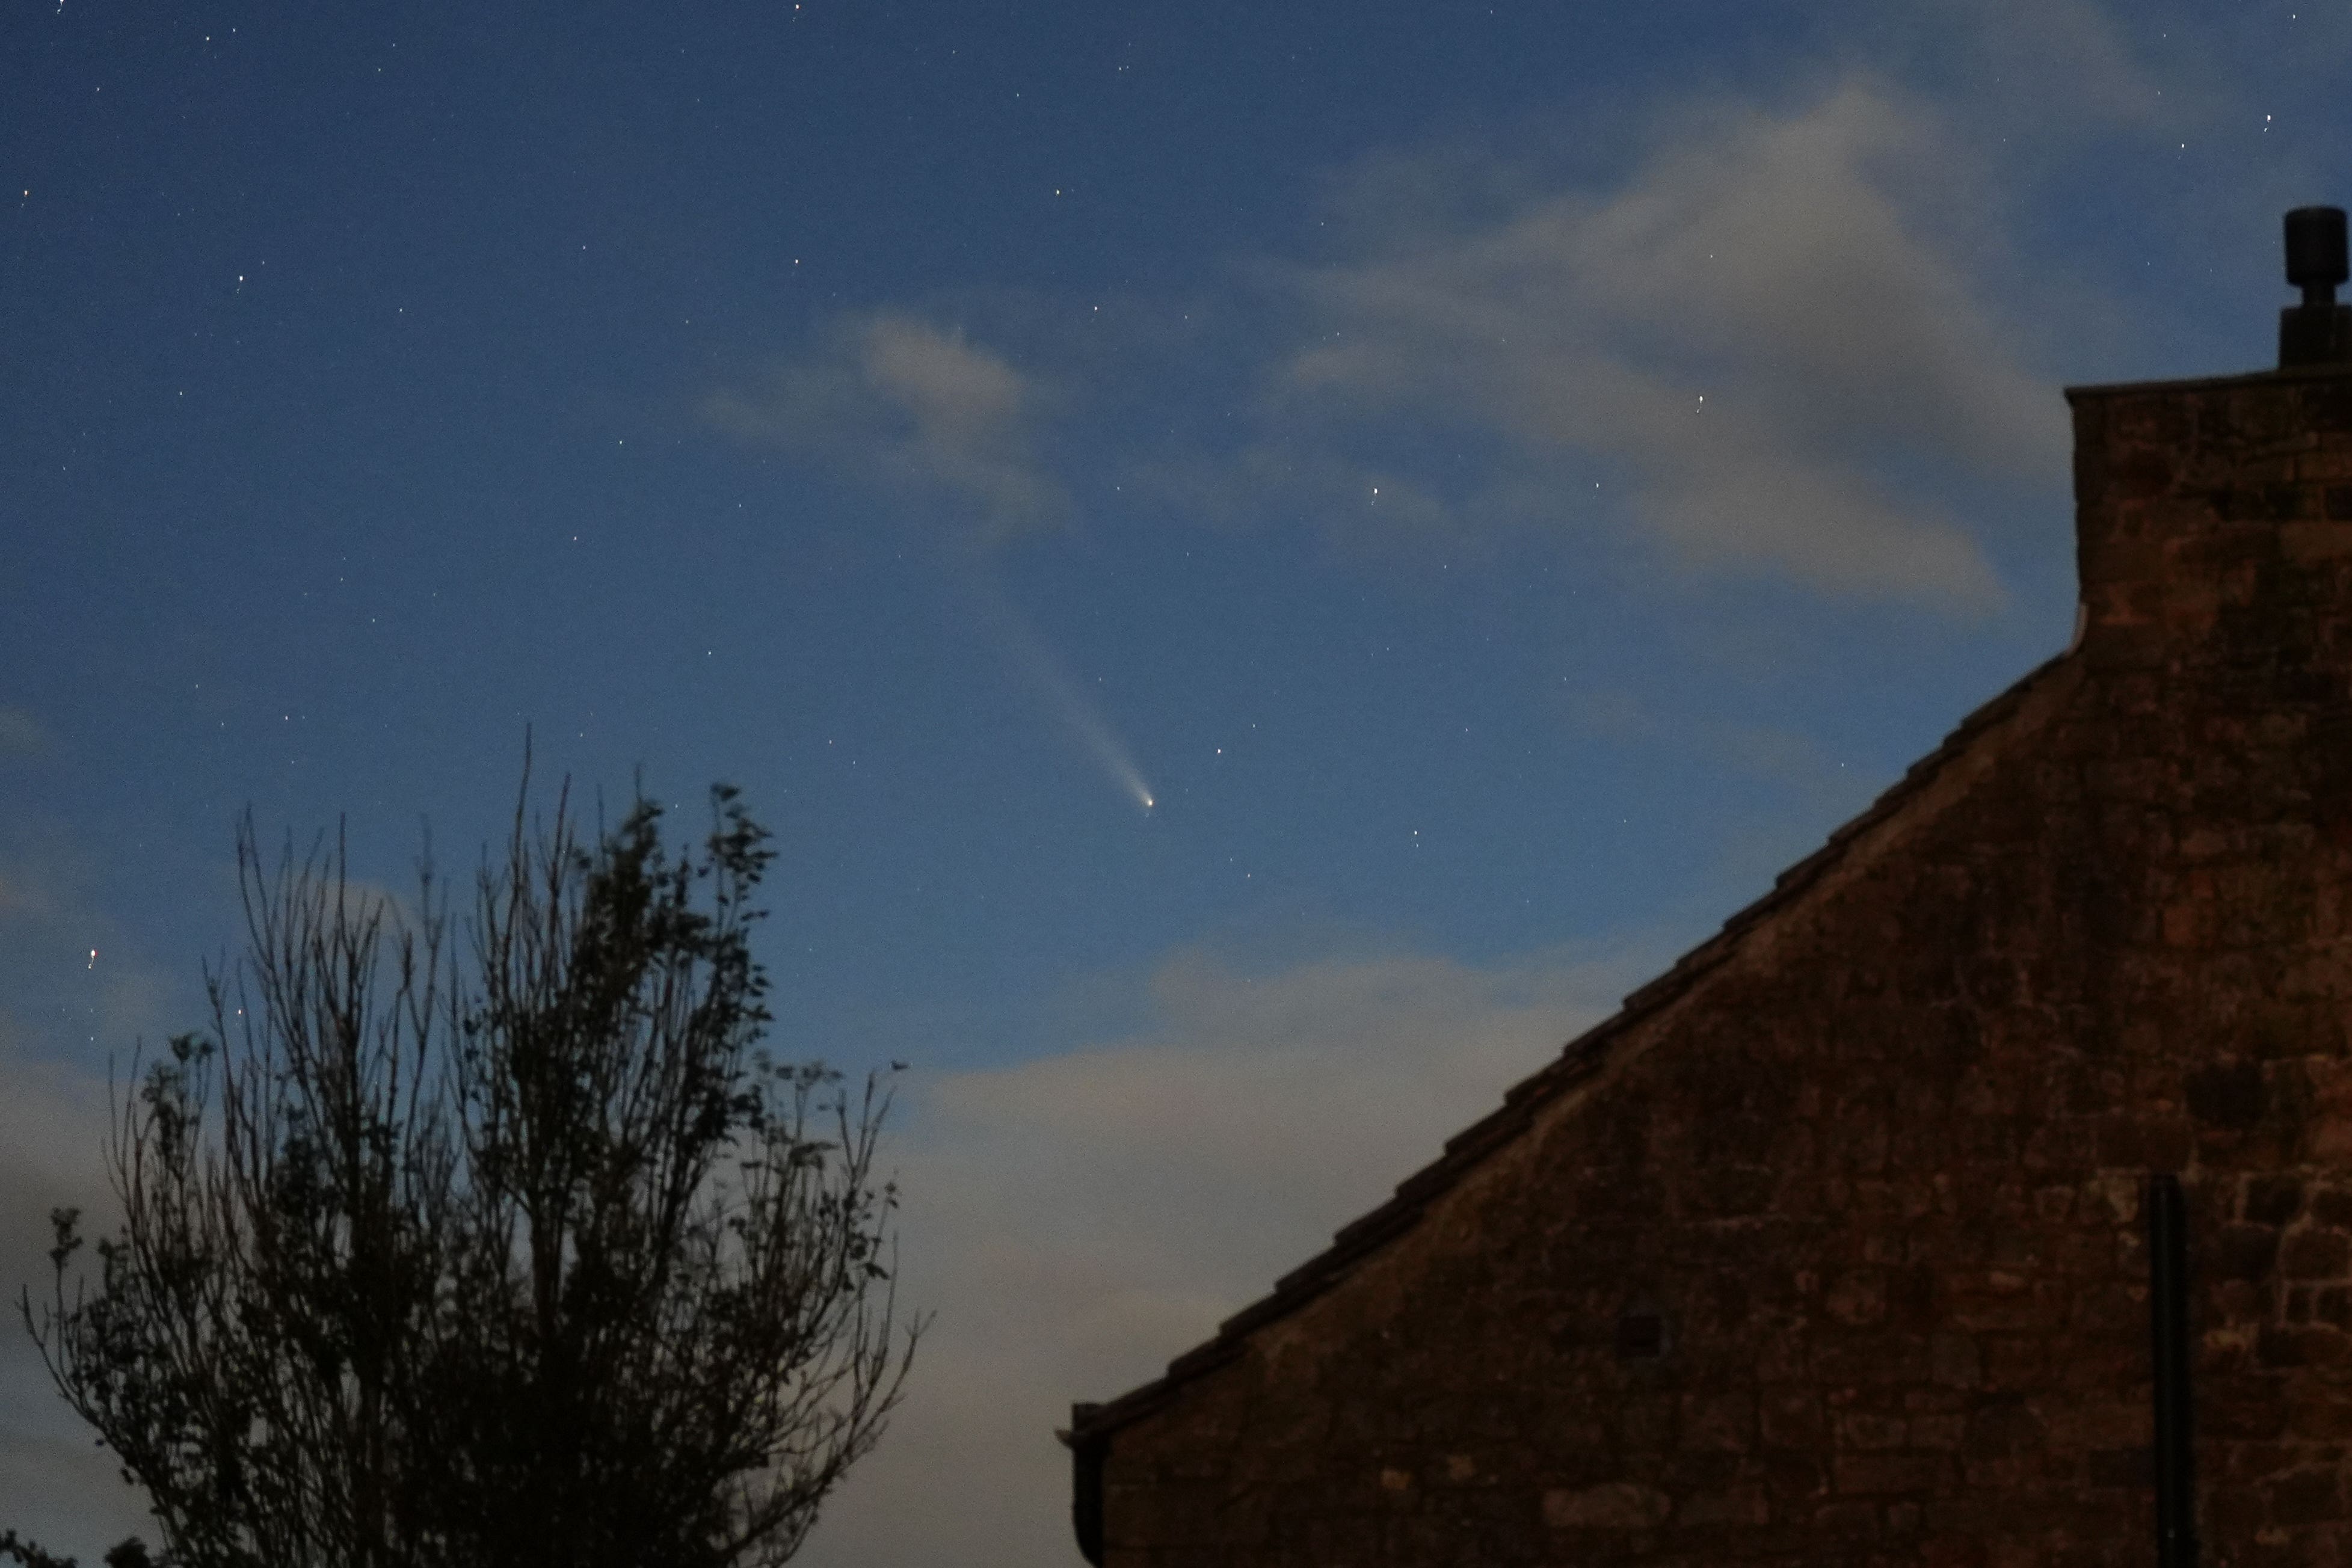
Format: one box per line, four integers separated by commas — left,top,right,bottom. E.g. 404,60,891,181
2287,206,2349,303
2280,207,2352,367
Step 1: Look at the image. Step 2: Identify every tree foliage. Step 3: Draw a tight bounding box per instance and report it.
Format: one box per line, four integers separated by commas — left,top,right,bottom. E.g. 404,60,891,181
20,782,918,1568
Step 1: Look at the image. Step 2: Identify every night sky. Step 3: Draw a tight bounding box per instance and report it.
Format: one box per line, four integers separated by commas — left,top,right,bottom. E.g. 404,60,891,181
3,3,2344,1561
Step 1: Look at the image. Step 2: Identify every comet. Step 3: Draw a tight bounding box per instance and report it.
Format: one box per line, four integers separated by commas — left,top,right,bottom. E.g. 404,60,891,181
970,573,1157,814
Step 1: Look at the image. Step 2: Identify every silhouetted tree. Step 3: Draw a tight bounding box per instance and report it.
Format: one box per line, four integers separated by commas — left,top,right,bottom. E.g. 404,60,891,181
19,780,918,1568
0,1531,153,1568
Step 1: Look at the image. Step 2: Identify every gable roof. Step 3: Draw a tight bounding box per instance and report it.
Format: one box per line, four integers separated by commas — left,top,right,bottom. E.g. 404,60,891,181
1067,644,2078,1445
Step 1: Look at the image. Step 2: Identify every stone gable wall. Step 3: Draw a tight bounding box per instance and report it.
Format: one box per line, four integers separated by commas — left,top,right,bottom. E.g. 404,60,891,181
1090,370,2352,1567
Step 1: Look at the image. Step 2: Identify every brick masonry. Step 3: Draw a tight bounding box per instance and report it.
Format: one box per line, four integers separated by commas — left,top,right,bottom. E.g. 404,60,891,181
1067,365,2352,1566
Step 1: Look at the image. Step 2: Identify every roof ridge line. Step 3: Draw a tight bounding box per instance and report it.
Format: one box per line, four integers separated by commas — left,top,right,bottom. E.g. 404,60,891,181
1067,646,2077,1443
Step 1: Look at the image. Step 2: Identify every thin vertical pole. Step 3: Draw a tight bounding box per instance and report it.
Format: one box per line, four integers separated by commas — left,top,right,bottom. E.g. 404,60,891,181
2149,1172,2198,1568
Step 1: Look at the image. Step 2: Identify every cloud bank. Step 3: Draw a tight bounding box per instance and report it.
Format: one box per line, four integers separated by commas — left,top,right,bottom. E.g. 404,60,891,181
0,840,167,1557
0,1041,151,1558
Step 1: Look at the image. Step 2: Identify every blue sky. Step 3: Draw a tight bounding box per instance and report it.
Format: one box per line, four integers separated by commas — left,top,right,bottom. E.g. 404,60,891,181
3,1,2347,1561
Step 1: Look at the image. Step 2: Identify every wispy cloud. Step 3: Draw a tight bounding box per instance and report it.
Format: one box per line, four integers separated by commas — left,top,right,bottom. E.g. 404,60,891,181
1900,0,2164,131
689,0,2220,620
709,79,2083,609
1266,81,2068,609
0,707,51,758
796,938,1660,1568
1558,683,1871,815
706,312,1065,539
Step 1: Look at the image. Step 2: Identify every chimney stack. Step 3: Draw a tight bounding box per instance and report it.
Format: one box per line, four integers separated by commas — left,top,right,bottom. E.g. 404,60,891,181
2279,206,2352,367
2067,209,2352,672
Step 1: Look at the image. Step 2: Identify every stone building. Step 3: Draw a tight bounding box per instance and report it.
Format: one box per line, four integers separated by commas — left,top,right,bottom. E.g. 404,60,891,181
1064,211,2352,1566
